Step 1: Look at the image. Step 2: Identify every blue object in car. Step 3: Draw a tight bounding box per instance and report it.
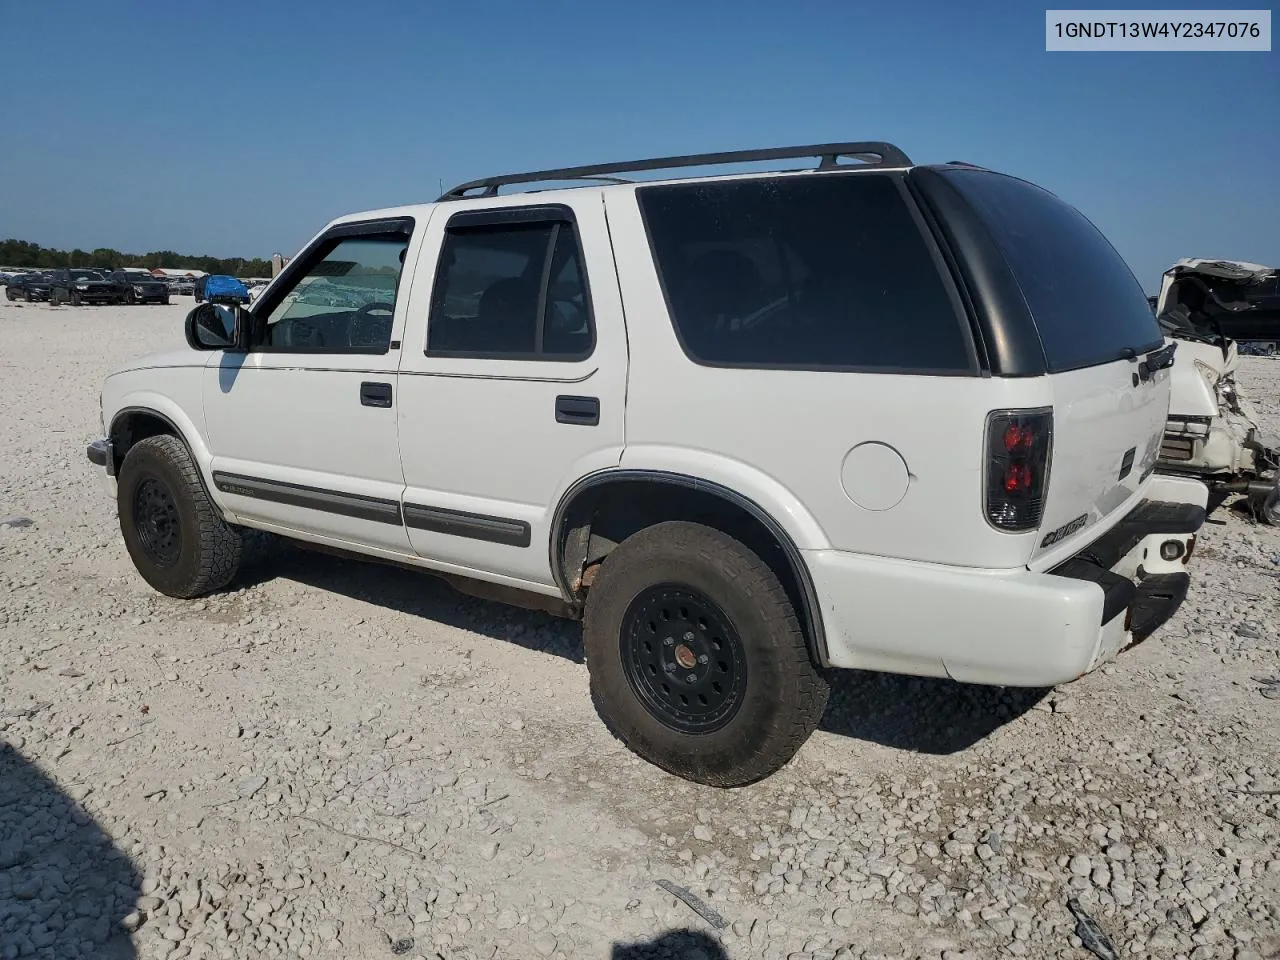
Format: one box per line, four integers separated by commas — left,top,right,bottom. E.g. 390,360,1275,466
203,275,250,304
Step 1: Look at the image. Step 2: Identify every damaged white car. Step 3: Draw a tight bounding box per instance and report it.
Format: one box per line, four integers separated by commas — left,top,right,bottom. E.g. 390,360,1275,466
1154,258,1280,522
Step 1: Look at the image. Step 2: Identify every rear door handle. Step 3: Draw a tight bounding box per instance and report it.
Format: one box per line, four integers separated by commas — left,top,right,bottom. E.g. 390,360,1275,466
555,395,599,426
360,381,393,408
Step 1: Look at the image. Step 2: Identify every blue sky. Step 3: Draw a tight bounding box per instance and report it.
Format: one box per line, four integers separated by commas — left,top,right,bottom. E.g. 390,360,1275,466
0,0,1274,290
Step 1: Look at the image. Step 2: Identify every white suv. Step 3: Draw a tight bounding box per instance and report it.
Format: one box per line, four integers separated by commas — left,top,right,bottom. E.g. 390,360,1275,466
89,142,1208,786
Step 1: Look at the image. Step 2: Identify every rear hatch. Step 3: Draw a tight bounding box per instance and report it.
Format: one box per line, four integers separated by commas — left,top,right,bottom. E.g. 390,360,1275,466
931,169,1172,567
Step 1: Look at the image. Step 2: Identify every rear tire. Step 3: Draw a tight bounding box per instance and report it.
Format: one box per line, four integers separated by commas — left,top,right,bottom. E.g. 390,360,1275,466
1257,486,1280,525
583,521,828,787
5,288,14,301
117,435,242,598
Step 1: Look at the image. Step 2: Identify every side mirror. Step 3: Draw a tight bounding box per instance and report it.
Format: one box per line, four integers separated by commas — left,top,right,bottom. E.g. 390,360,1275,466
185,303,244,351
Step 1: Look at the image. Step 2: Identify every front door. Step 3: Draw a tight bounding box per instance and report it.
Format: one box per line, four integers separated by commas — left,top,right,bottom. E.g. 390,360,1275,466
203,217,422,554
395,197,628,588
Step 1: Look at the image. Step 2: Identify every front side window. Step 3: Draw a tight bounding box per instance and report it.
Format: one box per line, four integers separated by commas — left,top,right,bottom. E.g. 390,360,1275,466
638,173,971,372
260,234,408,353
426,219,593,360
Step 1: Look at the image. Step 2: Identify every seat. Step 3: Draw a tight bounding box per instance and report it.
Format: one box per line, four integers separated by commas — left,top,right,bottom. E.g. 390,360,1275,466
476,277,539,353
678,250,763,357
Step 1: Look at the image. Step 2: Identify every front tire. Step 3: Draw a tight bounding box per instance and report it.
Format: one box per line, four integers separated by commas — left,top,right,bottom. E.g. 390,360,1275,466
583,521,829,787
117,435,242,598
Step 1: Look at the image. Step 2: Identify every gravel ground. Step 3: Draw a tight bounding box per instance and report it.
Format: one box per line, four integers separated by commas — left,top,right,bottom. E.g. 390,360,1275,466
1,299,1278,960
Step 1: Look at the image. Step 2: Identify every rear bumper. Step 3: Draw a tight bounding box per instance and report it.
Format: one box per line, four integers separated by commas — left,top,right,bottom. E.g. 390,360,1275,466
808,475,1207,687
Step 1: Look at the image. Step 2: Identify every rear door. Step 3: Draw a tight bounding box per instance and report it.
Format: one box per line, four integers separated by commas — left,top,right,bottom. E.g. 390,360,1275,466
395,196,628,588
934,169,1172,567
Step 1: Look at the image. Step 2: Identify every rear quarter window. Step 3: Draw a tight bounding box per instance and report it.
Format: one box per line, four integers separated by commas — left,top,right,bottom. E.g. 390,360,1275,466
942,170,1162,372
637,173,973,373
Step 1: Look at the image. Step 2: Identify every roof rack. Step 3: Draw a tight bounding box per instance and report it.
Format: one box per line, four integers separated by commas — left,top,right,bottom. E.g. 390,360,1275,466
438,141,912,201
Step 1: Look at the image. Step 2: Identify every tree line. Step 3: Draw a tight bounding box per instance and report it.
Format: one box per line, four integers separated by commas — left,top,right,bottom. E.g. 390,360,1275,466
0,238,272,277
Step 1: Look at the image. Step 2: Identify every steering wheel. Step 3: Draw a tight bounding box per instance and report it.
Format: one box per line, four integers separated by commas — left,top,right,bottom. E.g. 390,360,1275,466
350,302,395,349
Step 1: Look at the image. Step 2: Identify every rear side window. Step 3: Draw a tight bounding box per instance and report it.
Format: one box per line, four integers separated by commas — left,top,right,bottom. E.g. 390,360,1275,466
427,220,594,360
638,173,971,372
942,170,1162,372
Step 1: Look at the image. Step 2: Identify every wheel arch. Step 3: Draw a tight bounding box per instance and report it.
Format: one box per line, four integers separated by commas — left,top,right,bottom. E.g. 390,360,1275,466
551,469,830,667
108,405,223,513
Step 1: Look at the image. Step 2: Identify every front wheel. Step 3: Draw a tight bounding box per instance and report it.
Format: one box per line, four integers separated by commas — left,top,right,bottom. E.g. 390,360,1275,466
4,288,14,301
583,521,829,787
117,435,242,598
162,296,170,305
70,291,81,306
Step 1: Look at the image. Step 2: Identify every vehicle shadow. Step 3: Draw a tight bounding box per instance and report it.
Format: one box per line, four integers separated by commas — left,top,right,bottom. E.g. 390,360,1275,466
235,537,1047,750
215,351,244,392
0,744,141,958
235,534,585,663
611,929,729,959
820,669,1049,753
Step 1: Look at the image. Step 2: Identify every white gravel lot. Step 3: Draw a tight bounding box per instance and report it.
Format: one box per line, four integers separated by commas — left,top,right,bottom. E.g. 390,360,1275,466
1,299,1278,960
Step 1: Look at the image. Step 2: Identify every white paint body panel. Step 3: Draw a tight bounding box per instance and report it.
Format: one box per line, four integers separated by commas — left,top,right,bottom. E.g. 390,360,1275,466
812,472,1207,684
202,355,410,552
1027,351,1172,570
1169,338,1235,420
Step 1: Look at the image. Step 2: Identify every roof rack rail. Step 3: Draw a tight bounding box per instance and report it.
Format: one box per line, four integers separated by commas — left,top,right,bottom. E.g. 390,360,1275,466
438,141,912,201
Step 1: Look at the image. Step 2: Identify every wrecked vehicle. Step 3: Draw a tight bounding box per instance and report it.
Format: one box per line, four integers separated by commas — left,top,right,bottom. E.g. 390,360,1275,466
1154,258,1280,522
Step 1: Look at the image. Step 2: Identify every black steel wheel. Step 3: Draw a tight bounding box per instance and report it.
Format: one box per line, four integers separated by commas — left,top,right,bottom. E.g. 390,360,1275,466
118,434,241,597
621,584,747,734
132,476,182,567
584,521,829,787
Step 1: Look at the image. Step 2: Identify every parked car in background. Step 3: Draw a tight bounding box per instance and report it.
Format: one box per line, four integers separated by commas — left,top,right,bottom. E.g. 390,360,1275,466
1155,258,1280,522
4,273,54,301
170,277,196,296
111,271,170,304
49,268,127,305
1239,340,1279,356
195,274,250,305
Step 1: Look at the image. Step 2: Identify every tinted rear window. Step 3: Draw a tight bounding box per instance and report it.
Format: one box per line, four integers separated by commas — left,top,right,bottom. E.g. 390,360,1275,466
942,170,1162,372
638,173,972,372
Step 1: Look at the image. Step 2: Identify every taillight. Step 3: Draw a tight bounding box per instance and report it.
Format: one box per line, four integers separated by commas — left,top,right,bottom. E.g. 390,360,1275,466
985,408,1053,531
